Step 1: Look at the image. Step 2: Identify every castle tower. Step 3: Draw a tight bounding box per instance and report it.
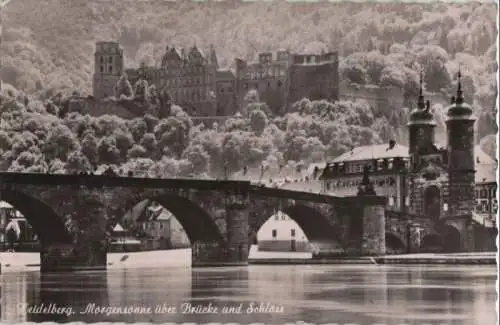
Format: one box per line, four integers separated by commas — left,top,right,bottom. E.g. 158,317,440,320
93,41,124,99
445,68,476,224
407,70,436,163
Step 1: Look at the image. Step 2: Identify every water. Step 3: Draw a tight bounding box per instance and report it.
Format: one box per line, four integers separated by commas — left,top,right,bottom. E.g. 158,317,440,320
0,265,497,324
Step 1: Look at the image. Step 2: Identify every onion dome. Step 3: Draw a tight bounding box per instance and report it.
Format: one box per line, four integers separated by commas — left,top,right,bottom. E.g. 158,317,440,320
446,67,475,121
408,70,436,126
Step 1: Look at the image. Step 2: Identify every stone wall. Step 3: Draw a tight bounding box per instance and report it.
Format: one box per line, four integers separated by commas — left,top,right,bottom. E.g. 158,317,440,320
286,61,339,111
68,97,140,119
361,204,386,255
339,81,404,113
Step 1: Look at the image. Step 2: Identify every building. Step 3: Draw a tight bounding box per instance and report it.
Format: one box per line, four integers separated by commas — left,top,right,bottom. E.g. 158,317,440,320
235,51,290,115
91,42,341,119
319,71,497,252
0,201,37,250
93,42,219,117
120,200,190,250
256,211,309,252
285,52,339,109
235,50,339,115
92,41,124,99
215,69,238,116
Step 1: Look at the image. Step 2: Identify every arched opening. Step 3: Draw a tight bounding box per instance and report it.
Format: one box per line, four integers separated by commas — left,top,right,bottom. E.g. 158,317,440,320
255,211,311,255
251,204,342,259
440,225,462,253
0,189,72,250
283,205,343,258
385,233,406,254
420,234,442,253
108,194,224,265
424,186,441,220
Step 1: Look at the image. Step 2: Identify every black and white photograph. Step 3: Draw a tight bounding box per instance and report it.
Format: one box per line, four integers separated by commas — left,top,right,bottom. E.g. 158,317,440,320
0,0,498,324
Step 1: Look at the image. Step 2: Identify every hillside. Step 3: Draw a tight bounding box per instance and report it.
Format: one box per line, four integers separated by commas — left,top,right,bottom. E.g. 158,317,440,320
0,1,497,178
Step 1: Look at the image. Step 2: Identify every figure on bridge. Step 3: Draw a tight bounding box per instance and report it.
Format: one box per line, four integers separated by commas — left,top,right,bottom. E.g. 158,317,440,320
4,218,21,252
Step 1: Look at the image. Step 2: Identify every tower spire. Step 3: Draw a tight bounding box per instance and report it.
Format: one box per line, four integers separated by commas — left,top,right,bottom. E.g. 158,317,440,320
417,68,425,109
456,64,464,104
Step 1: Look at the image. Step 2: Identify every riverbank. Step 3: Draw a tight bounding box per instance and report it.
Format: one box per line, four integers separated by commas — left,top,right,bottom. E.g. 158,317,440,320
249,252,497,265
0,249,496,272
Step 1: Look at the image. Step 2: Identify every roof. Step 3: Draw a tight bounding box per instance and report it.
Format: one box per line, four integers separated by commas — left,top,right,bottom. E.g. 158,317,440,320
216,69,235,80
475,146,496,164
330,143,409,163
475,163,497,184
0,201,13,208
330,143,496,165
113,223,124,232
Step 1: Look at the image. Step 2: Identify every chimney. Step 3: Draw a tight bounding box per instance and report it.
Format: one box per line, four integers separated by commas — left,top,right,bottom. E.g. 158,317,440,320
388,139,396,150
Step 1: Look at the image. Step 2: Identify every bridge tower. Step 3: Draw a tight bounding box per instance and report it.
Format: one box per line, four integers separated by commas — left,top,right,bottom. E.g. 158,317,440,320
92,41,124,99
445,68,476,251
406,71,441,219
407,70,436,158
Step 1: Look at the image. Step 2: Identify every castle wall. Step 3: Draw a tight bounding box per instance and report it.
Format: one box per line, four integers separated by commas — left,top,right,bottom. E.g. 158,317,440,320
216,79,237,116
286,60,339,110
339,81,404,113
68,97,137,119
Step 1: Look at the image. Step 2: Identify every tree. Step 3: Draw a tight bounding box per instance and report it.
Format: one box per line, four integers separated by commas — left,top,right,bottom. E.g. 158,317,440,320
127,144,148,159
66,150,92,174
43,124,79,161
181,144,210,175
249,109,268,135
113,129,134,160
81,132,99,166
134,79,150,102
97,136,121,165
127,118,148,142
114,74,134,99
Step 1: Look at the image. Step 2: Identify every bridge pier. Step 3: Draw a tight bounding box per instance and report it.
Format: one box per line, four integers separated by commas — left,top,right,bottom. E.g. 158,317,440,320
192,193,249,266
361,203,386,256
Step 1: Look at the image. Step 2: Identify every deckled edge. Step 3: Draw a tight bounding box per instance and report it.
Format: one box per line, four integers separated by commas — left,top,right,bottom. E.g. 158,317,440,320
495,1,500,325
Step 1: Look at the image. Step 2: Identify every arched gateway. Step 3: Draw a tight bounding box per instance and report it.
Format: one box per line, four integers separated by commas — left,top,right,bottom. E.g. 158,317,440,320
0,172,387,272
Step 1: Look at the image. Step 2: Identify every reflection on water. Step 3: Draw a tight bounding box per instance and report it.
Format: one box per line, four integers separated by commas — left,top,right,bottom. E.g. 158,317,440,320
0,265,496,324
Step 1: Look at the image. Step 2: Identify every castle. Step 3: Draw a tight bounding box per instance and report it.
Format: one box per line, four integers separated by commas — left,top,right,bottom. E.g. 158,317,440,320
91,41,339,117
318,70,497,252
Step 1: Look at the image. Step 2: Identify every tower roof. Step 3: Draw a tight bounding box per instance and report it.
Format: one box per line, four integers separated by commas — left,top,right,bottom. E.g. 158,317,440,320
446,66,475,121
408,69,436,126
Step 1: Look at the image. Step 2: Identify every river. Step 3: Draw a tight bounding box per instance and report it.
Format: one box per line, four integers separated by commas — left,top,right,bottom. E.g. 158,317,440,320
0,265,497,324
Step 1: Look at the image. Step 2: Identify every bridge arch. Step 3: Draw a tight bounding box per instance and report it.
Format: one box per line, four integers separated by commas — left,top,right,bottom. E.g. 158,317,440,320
0,189,72,245
250,202,341,255
440,224,462,253
420,233,442,252
385,233,406,254
119,193,224,244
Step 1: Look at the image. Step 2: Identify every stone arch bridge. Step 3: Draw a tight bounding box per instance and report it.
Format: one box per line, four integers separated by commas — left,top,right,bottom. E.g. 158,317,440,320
0,172,386,272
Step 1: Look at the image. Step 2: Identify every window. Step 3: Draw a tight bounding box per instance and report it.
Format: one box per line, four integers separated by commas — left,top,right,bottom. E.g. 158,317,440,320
275,214,279,221
272,229,277,239
108,56,112,64
100,65,104,73
404,196,409,206
108,65,113,73
388,196,394,206
100,57,104,64
291,229,296,237
277,80,282,87
281,214,286,220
